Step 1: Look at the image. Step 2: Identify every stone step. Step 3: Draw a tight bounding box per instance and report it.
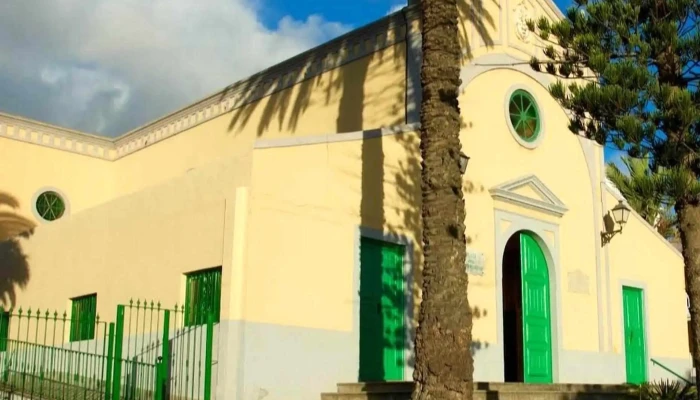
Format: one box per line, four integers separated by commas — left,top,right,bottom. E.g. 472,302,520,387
336,382,633,394
337,382,413,394
322,389,635,400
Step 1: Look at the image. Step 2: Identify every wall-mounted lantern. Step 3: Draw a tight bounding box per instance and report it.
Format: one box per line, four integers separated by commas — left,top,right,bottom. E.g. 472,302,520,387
459,152,470,175
601,200,631,245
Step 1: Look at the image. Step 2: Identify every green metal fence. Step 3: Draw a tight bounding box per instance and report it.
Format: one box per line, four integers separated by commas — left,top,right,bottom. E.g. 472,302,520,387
111,300,216,400
0,307,114,400
0,300,216,400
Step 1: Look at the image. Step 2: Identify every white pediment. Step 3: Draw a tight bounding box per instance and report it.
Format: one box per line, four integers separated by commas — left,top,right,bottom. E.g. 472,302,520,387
489,175,568,217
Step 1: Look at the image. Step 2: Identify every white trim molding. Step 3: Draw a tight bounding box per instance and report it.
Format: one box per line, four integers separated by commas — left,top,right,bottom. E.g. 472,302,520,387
490,174,568,217
460,53,558,95
253,123,419,149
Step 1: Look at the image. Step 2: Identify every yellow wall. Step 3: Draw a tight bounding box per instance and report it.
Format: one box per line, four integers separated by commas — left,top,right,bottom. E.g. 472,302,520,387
12,155,248,322
605,188,688,358
245,132,421,331
0,138,114,222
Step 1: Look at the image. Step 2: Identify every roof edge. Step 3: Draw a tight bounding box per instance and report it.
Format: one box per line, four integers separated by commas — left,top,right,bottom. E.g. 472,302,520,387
112,6,418,147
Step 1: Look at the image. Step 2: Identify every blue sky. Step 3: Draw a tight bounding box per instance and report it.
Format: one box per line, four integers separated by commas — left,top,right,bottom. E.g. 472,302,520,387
260,0,574,32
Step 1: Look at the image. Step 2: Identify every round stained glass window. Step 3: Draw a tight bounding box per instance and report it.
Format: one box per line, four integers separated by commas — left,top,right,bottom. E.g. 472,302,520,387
36,191,65,221
508,89,541,142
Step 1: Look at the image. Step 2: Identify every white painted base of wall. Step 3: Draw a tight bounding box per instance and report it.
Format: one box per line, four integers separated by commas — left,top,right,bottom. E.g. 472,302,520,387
212,320,694,400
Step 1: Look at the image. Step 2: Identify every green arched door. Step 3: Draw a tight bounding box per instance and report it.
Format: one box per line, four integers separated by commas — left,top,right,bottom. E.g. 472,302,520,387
519,232,553,383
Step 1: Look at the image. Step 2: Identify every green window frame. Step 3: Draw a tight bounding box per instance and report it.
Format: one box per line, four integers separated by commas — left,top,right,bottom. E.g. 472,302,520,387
508,89,541,142
0,311,9,352
36,191,66,221
184,267,222,327
70,294,97,342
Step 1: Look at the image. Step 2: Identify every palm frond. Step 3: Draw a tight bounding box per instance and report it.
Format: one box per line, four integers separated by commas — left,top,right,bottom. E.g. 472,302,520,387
606,155,667,226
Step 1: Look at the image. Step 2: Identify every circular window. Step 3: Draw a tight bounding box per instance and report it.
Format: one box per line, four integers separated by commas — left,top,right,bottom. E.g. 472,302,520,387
508,89,542,145
35,191,66,221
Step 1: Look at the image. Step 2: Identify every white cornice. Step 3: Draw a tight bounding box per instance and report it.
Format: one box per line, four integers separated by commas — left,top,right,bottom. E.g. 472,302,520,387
0,7,419,161
490,174,569,217
0,112,114,160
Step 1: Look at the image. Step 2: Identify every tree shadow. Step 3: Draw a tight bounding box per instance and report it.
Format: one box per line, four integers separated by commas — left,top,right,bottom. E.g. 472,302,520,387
0,192,35,308
223,0,495,140
218,0,496,386
225,16,405,138
458,0,497,60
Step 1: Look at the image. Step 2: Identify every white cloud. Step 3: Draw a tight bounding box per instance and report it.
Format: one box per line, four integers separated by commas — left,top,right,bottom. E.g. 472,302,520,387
387,2,407,15
0,0,350,136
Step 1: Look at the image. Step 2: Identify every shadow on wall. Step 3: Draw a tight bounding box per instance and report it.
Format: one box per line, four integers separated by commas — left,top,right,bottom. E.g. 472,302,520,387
458,0,497,60
0,192,35,308
223,0,496,138
225,27,405,137
223,0,495,383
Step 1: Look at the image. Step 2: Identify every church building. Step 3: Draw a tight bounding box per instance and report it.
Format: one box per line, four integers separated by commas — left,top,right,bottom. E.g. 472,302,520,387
0,0,692,399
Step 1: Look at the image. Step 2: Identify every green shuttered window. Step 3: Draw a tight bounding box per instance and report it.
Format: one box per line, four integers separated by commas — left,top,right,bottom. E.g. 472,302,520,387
185,267,222,327
70,294,97,342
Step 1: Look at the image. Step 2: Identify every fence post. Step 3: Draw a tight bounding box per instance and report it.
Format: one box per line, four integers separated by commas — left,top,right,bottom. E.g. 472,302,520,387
156,310,170,400
204,312,214,400
111,306,125,400
105,322,115,400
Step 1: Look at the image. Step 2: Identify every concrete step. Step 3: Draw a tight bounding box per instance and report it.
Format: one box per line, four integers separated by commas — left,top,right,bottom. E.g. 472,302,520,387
322,393,411,400
322,391,635,400
336,382,633,394
325,382,636,400
337,382,413,394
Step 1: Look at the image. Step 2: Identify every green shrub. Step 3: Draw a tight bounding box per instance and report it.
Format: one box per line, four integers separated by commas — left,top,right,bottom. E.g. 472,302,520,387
638,379,696,400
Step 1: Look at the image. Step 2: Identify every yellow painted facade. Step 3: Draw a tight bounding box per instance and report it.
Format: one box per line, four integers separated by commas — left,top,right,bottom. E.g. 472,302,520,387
0,0,692,398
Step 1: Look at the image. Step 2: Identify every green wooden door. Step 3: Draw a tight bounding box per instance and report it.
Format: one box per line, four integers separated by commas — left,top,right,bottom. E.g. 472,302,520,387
623,286,647,384
520,232,553,383
359,237,405,381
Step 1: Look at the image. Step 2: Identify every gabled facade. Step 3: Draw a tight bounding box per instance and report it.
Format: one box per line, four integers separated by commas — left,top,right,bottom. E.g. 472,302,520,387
0,0,692,399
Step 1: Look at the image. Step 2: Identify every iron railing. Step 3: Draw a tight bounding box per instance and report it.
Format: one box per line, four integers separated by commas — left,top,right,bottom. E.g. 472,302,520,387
0,301,216,400
650,358,693,385
0,308,113,400
111,301,216,400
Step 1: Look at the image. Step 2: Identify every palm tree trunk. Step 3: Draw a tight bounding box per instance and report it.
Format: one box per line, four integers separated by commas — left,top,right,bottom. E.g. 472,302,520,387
412,0,474,399
677,201,700,389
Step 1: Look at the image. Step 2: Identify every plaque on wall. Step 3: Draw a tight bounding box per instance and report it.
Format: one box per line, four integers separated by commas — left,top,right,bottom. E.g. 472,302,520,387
567,269,590,294
466,249,485,276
